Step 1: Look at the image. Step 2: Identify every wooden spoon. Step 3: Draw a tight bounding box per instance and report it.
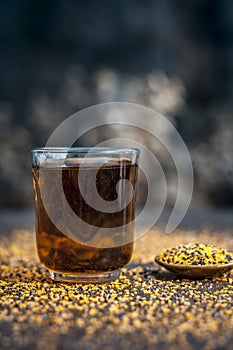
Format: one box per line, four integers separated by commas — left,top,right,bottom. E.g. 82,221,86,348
154,256,233,278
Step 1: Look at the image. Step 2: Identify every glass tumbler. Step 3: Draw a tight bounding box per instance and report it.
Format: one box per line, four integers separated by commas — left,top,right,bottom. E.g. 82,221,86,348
31,147,139,282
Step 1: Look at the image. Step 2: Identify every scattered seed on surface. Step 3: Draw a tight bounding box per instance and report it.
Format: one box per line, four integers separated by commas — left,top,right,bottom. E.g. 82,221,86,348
0,229,233,350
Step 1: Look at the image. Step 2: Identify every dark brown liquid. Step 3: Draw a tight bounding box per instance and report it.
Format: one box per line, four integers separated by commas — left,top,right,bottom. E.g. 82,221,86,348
32,161,137,273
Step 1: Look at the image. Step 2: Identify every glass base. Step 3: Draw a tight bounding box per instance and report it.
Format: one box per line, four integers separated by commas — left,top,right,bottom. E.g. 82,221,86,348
49,270,119,283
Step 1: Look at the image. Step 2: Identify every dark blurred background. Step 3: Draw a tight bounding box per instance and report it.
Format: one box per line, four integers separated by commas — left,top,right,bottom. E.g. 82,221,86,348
0,0,233,213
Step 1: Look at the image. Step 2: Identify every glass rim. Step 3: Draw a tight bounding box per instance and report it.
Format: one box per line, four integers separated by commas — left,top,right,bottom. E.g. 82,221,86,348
31,147,140,154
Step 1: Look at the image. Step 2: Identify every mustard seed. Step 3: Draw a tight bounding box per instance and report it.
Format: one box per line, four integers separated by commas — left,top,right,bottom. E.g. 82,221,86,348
0,229,233,350
159,243,233,266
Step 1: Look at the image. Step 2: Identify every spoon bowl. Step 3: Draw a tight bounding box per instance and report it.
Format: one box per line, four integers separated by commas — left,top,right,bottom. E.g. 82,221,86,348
154,256,233,278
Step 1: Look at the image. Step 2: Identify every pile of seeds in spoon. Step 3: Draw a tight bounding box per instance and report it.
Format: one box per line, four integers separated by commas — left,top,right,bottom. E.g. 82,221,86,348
159,243,233,266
